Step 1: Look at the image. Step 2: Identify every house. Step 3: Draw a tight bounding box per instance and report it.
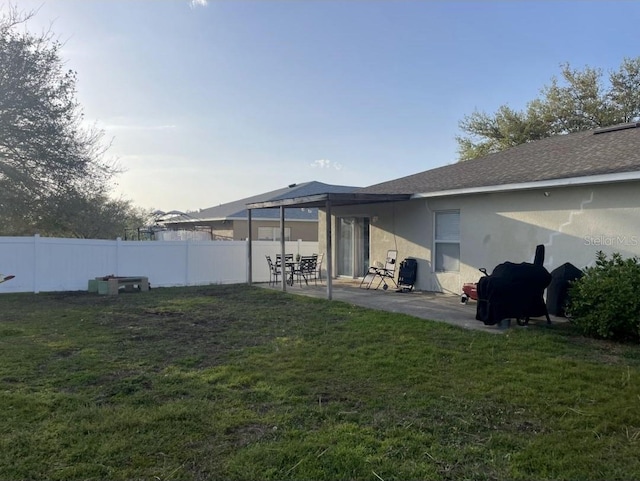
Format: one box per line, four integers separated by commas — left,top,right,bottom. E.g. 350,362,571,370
328,122,640,294
249,122,640,296
164,181,358,241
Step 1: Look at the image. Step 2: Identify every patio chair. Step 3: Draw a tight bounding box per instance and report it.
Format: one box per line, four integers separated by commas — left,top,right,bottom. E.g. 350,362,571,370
265,255,281,286
275,253,294,268
312,253,324,284
292,255,317,286
359,250,398,290
276,253,294,283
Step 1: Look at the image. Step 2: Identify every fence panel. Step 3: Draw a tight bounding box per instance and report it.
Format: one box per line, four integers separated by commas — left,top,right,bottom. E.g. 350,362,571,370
186,241,248,285
117,241,190,287
0,236,318,293
251,240,323,283
0,237,37,293
36,237,118,292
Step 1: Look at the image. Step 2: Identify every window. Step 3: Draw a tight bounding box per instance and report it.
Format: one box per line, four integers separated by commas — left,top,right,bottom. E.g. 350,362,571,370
434,210,460,272
258,227,291,241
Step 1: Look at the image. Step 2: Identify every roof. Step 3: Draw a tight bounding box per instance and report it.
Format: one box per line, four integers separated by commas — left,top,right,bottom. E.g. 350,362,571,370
357,122,640,196
168,181,359,224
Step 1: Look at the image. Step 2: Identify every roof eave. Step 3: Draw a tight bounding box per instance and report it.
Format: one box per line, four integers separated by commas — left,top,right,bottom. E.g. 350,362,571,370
411,171,640,199
166,217,226,224
167,215,318,225
247,193,412,209
226,216,318,222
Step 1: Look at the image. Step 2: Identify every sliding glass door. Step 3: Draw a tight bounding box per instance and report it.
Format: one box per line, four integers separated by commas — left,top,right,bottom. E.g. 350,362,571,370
337,217,370,277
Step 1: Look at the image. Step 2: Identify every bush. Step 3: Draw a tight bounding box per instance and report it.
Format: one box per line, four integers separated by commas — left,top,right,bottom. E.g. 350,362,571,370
568,251,640,342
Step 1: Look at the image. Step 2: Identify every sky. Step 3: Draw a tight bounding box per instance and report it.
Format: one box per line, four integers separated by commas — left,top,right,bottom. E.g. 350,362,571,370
12,0,640,212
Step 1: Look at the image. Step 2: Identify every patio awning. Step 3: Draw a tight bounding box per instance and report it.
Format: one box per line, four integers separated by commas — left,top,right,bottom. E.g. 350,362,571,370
246,192,411,210
246,192,412,300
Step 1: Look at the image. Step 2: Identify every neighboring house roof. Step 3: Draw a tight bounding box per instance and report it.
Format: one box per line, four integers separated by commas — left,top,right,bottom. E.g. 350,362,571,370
358,122,640,196
168,181,359,224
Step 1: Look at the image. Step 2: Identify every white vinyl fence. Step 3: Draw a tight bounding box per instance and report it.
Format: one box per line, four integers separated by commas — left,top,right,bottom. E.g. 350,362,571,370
0,235,319,294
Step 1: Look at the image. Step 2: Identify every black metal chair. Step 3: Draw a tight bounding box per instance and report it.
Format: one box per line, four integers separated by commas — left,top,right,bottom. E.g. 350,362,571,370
291,255,317,286
265,255,281,286
275,254,294,283
396,257,418,292
275,253,293,269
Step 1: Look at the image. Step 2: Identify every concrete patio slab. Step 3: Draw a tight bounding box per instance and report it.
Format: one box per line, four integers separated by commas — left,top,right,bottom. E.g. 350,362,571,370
258,279,557,334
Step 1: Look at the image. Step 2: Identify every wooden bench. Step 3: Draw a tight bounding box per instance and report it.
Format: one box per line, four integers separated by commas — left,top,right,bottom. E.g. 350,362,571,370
89,276,150,295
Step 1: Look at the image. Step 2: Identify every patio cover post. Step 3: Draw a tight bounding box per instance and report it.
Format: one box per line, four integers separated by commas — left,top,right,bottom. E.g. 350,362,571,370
325,199,332,300
247,208,252,285
280,205,286,291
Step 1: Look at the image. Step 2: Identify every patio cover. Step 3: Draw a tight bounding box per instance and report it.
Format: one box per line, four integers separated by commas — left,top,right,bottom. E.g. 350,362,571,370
246,192,411,299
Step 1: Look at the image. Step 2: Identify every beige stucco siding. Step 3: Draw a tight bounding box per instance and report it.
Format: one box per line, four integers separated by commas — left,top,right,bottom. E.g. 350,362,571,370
428,182,640,293
319,200,432,285
233,219,319,241
165,219,318,241
320,180,640,295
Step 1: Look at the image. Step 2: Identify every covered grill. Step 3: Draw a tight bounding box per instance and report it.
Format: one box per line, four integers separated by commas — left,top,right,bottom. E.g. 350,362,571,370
475,246,552,326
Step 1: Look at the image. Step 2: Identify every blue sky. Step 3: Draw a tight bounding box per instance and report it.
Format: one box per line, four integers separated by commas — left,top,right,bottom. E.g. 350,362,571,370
15,0,640,212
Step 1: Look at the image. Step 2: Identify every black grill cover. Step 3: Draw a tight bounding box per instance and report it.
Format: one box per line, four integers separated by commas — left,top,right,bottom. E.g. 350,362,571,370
546,262,583,317
476,262,552,325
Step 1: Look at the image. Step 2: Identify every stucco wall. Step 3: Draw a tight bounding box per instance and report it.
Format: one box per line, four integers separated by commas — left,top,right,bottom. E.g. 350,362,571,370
233,219,319,241
320,181,640,294
207,220,234,240
164,219,318,241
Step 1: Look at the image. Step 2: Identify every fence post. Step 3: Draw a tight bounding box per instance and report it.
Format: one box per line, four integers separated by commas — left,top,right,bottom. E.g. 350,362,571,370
33,234,40,294
116,237,122,276
185,240,190,286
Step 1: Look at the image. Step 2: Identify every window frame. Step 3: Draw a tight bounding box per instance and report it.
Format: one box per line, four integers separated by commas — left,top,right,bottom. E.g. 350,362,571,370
433,210,460,272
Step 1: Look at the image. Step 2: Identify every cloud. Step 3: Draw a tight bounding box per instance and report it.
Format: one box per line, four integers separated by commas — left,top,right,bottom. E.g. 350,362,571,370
189,0,209,8
311,159,343,170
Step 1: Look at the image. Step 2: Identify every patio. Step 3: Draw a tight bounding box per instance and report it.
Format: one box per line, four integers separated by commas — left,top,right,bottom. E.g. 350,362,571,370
259,279,560,334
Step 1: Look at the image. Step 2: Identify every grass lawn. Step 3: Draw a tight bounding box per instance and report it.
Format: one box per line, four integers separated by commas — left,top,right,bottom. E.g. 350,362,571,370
1,285,639,480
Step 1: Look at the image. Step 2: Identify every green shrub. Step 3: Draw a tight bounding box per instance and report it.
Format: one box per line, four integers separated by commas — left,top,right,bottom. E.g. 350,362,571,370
568,251,640,342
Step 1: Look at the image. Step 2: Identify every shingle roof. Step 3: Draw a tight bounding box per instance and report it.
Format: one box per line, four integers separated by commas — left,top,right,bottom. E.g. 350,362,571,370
357,123,640,195
172,181,359,223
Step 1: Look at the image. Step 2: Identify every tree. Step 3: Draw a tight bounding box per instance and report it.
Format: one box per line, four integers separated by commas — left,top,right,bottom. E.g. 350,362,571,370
456,58,640,160
0,6,117,236
46,193,149,239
